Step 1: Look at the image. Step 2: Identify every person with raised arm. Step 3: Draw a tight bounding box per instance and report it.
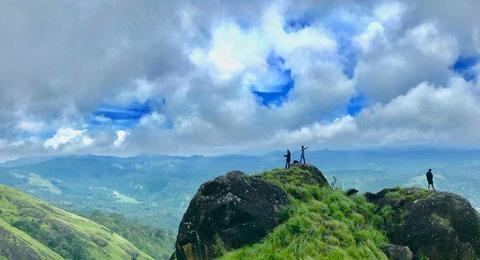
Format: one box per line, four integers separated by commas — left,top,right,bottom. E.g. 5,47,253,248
300,145,308,164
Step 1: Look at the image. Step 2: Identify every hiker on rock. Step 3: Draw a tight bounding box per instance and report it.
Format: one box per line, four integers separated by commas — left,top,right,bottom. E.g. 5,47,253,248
426,169,435,191
300,145,308,164
284,149,291,169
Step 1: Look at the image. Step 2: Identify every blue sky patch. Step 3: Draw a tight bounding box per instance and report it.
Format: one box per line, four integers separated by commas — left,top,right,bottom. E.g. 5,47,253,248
95,105,150,121
284,18,310,33
91,98,165,128
450,55,479,81
346,94,366,116
251,52,294,107
252,75,294,106
236,19,251,30
266,52,286,67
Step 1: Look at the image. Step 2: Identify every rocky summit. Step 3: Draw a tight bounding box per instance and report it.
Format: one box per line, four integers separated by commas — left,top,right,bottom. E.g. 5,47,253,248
171,164,480,260
172,170,288,260
366,187,480,260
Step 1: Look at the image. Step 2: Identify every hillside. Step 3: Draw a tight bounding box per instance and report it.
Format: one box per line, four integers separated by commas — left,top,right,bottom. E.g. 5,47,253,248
172,163,480,260
84,210,175,260
0,184,152,260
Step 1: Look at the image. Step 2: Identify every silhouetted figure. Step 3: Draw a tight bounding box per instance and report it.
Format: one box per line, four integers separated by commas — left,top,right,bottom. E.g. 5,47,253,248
330,176,337,187
426,169,435,191
300,145,308,164
284,149,291,169
346,188,358,196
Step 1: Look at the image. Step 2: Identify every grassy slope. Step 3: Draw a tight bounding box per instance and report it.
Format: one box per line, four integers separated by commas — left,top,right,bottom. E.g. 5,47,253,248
85,210,175,260
0,218,62,260
222,167,388,260
0,184,152,260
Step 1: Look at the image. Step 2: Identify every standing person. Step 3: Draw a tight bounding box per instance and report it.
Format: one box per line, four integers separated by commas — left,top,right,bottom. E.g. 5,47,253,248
300,145,308,164
426,169,435,191
284,149,291,169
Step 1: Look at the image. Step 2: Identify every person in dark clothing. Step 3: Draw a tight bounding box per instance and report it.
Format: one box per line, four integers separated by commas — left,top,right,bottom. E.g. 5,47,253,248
284,149,291,169
426,169,435,191
300,145,308,164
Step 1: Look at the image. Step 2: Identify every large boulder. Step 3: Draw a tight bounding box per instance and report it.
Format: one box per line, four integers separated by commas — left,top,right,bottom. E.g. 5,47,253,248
367,188,480,259
172,171,288,260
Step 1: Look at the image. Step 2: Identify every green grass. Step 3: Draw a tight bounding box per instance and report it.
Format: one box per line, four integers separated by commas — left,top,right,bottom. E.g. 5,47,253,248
376,187,431,226
0,184,153,260
383,187,429,202
221,167,388,260
0,218,63,260
85,210,175,260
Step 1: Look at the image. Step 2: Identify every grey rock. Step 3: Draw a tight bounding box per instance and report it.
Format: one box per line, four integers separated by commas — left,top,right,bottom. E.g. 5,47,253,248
382,244,413,260
172,171,288,260
368,188,480,260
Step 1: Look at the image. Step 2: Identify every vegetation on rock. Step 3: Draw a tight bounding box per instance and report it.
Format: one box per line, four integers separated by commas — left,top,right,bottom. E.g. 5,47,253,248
367,187,480,259
222,165,388,259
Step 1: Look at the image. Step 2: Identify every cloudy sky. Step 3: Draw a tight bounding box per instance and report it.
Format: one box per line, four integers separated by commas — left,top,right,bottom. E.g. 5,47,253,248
1,0,480,161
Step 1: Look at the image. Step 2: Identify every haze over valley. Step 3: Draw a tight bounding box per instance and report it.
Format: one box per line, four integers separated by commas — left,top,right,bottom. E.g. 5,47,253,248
1,150,479,233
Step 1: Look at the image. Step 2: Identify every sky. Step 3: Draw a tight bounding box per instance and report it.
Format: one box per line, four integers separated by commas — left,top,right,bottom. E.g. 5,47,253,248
1,0,480,161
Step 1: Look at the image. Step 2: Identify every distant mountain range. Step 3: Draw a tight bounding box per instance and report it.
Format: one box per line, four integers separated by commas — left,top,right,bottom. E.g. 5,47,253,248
1,150,479,234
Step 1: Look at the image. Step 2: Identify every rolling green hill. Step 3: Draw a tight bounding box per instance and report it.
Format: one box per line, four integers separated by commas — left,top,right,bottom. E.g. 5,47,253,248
83,210,175,260
0,184,152,260
0,218,62,260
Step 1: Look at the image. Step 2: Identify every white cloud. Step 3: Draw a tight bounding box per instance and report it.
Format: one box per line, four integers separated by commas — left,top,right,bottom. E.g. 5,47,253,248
189,23,268,81
261,3,336,57
269,116,357,145
405,23,457,62
139,112,166,126
44,128,93,150
353,21,386,53
16,119,47,133
374,1,405,27
355,77,480,145
113,130,129,147
93,115,112,123
189,2,336,86
474,29,480,51
1,0,480,161
354,20,459,103
112,78,156,105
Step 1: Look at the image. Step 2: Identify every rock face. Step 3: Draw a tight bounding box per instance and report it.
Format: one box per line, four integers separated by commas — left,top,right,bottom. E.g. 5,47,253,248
345,188,359,196
172,171,288,260
367,188,480,259
382,244,413,260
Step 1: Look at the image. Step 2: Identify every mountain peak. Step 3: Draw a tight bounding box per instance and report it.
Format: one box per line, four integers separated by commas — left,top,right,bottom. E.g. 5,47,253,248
171,165,480,260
